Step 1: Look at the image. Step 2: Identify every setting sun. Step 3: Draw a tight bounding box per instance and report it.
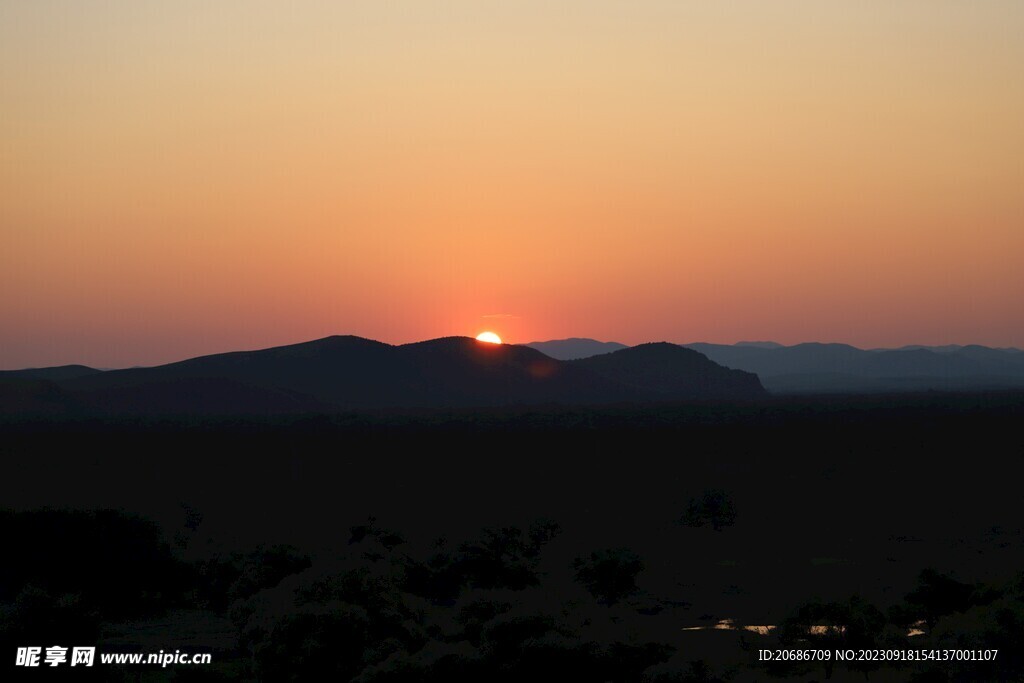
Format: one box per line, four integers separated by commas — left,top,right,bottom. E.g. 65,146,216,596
475,332,503,344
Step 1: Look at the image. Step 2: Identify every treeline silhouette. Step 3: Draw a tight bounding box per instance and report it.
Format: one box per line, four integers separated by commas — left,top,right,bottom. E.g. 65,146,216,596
3,508,1022,681
2,392,1023,680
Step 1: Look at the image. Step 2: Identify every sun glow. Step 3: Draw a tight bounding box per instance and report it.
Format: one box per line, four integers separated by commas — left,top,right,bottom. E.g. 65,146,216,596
475,331,503,344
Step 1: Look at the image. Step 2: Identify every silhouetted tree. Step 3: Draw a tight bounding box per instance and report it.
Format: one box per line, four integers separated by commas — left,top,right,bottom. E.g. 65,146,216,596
924,574,1024,682
572,548,643,605
777,595,886,679
893,569,974,630
194,545,311,612
0,509,184,619
350,517,406,551
0,585,101,650
455,521,560,591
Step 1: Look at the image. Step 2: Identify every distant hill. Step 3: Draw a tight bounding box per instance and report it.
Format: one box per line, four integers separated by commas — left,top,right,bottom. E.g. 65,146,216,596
64,336,400,412
734,341,784,349
0,377,78,416
0,365,101,381
1,336,764,416
0,365,103,416
684,342,1024,394
573,343,766,399
526,338,628,360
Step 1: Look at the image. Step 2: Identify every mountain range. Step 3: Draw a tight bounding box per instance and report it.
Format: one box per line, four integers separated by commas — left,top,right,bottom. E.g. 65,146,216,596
0,336,765,416
527,340,1024,394
526,338,629,360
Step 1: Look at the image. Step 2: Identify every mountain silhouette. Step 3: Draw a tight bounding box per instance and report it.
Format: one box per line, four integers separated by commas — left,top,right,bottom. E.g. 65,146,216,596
685,342,1024,393
734,341,784,349
526,338,629,360
0,366,105,416
392,337,635,406
0,365,101,381
0,336,766,416
6,339,1024,414
0,377,77,416
518,339,1024,393
573,343,765,399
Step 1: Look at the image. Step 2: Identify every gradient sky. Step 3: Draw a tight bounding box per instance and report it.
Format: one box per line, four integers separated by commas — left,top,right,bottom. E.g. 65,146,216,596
2,1,1023,368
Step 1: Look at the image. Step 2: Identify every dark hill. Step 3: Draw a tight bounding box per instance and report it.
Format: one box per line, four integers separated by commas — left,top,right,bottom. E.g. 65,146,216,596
0,377,77,416
63,336,402,412
0,365,101,381
6,335,767,415
396,337,634,406
573,342,767,399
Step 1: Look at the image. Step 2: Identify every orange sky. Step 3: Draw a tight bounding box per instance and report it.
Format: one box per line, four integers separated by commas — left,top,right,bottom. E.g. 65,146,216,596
2,2,1023,368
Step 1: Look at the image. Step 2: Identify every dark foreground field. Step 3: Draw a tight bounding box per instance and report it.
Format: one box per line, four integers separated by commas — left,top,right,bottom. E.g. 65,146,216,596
2,392,1023,681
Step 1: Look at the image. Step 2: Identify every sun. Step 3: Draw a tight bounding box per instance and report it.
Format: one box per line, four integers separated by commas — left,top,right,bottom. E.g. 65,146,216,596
475,331,503,344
